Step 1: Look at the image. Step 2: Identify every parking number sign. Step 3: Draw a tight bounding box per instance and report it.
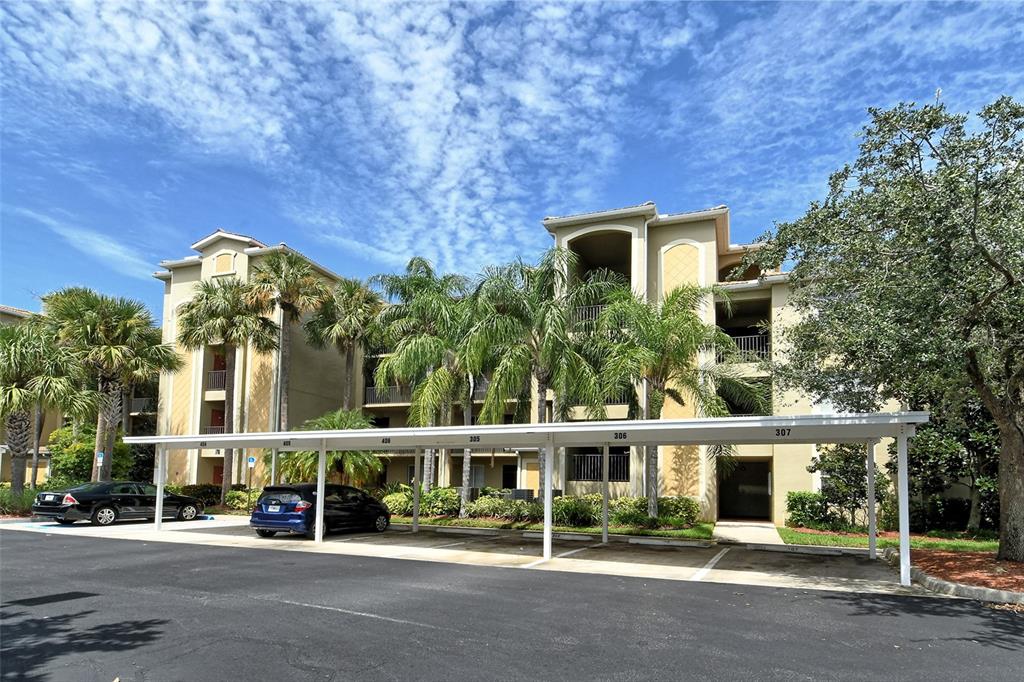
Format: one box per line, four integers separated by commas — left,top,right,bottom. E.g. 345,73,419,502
247,456,256,468
97,452,105,465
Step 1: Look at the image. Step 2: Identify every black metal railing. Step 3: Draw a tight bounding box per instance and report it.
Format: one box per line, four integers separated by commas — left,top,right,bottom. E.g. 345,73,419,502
572,304,607,324
720,334,771,362
130,397,154,413
202,425,225,434
365,385,412,403
206,370,227,390
570,453,630,482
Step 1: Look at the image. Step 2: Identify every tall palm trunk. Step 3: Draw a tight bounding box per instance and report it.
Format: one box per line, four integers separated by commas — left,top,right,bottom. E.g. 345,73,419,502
645,387,666,518
6,411,30,496
460,377,474,517
221,346,237,505
100,380,122,482
342,346,354,411
278,321,291,431
121,385,131,435
535,376,547,494
30,402,44,489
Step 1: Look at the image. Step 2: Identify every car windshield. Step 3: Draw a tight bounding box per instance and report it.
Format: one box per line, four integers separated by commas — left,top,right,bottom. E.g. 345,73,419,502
66,483,109,493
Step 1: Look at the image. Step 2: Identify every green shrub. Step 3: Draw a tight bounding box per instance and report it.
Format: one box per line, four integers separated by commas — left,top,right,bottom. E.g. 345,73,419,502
0,487,37,516
612,509,652,528
47,426,133,482
785,491,838,529
465,496,531,521
382,491,412,515
421,487,461,516
658,496,700,525
552,495,599,527
40,475,88,491
224,490,252,510
180,484,225,506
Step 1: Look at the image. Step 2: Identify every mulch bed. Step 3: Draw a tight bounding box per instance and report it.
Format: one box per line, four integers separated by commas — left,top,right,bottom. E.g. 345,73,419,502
912,549,1024,593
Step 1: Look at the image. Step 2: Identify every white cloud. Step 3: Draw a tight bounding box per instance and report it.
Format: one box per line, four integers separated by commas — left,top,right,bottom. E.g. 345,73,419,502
10,208,156,280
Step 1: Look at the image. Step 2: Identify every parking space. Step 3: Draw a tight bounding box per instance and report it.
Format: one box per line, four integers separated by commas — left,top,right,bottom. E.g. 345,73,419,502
2,515,925,596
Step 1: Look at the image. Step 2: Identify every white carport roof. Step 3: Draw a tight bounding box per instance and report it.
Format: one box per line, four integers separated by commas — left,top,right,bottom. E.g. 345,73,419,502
124,412,929,452
126,411,929,587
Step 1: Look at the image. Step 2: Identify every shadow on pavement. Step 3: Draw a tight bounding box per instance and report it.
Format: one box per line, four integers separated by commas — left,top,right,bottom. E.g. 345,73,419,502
822,591,1024,651
0,604,167,680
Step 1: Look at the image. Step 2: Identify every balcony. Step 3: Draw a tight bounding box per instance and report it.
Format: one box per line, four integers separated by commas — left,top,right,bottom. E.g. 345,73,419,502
130,397,154,414
365,385,412,404
472,377,490,400
721,334,771,362
206,370,227,390
572,304,607,324
202,425,225,435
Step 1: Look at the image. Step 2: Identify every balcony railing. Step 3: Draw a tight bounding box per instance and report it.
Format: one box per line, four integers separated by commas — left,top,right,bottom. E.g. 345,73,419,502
130,397,154,413
471,378,490,400
365,385,412,404
721,334,771,362
206,370,227,390
202,425,225,434
572,304,607,324
569,388,634,407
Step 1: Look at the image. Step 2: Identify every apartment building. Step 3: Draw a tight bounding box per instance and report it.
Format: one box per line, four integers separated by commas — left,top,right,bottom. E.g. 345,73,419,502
156,205,865,525
155,231,349,486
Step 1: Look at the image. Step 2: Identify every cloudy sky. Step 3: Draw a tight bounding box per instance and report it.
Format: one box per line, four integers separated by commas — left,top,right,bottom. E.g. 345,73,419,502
2,1,1022,313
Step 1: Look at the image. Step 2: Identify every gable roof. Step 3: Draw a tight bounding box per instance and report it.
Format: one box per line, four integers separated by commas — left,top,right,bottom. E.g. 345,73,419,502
0,304,33,318
190,229,267,252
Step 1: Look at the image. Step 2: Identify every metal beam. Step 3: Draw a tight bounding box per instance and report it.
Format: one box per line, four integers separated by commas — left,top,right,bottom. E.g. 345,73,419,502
412,448,421,533
866,441,877,560
154,446,166,531
314,439,326,544
897,431,911,586
602,445,610,544
543,439,554,561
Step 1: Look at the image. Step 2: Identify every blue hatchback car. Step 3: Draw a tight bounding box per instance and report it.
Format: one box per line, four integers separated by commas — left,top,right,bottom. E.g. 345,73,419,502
250,483,390,538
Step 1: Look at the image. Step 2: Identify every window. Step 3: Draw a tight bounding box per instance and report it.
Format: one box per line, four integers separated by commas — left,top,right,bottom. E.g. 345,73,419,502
370,415,390,429
407,465,416,484
470,465,486,488
341,487,364,504
138,484,157,496
569,449,629,482
110,483,138,494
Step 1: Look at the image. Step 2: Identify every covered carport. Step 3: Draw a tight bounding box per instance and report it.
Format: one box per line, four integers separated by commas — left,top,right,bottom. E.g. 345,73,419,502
125,411,928,585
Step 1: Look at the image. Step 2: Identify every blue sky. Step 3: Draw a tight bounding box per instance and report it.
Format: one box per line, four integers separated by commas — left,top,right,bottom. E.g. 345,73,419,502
2,1,1022,314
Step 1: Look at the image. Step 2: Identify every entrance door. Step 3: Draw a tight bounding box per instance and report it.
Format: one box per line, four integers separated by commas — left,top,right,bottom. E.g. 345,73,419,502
501,464,517,489
718,461,771,519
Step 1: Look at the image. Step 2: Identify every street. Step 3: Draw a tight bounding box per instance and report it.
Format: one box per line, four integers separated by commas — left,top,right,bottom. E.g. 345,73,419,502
1,530,1021,681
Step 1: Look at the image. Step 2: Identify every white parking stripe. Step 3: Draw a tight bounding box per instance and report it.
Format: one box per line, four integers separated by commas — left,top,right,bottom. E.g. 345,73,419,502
690,547,731,581
434,540,468,548
267,598,445,630
522,543,603,568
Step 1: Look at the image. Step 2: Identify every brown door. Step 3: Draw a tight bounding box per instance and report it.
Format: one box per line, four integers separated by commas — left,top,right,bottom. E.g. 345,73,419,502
213,465,224,485
210,408,225,428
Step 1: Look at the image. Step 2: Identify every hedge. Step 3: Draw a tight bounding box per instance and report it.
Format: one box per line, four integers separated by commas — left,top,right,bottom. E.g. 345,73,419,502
385,488,701,529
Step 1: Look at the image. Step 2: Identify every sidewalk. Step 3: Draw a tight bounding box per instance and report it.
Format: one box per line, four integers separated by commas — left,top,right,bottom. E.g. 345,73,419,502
713,520,785,545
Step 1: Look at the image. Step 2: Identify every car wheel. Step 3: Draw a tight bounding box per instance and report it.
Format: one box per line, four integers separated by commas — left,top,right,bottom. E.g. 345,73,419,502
56,519,77,526
91,506,117,526
177,504,199,521
256,529,277,538
372,514,389,533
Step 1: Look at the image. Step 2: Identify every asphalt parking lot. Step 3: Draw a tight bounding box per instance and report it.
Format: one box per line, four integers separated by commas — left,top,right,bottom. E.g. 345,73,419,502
2,529,1022,681
3,516,912,594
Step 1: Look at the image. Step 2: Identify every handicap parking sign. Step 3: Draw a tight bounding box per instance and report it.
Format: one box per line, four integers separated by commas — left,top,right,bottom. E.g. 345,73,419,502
247,455,256,468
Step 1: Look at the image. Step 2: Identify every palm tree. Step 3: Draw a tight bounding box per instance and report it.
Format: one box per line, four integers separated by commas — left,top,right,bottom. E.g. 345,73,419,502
465,247,618,492
177,278,278,504
0,323,93,496
597,284,767,517
304,278,382,411
247,250,329,431
374,277,484,516
269,408,382,484
373,257,469,492
42,288,180,482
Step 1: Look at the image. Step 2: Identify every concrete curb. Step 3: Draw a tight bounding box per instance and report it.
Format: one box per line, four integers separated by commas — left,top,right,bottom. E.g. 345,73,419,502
389,523,710,546
882,548,1024,604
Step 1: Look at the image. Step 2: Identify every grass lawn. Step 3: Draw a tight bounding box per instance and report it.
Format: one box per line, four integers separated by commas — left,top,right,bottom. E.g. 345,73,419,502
777,527,1000,553
390,515,715,540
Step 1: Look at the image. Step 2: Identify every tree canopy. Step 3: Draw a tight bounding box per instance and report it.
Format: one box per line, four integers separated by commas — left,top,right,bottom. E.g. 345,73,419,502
745,96,1024,560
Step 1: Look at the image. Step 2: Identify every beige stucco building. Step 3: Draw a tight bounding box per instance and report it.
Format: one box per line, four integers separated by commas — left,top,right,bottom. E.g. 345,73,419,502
155,206,882,525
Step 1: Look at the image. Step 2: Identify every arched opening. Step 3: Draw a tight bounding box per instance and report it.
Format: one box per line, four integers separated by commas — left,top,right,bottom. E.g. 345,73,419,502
567,230,631,283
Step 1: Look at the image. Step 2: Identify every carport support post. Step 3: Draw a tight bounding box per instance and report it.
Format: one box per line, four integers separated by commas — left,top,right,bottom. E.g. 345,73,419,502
412,448,422,533
896,429,911,586
154,445,167,531
865,441,877,560
601,445,610,544
270,448,277,486
543,438,554,561
315,439,326,544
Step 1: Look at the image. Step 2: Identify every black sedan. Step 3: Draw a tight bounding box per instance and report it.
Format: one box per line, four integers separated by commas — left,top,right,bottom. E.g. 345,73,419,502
32,481,204,526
